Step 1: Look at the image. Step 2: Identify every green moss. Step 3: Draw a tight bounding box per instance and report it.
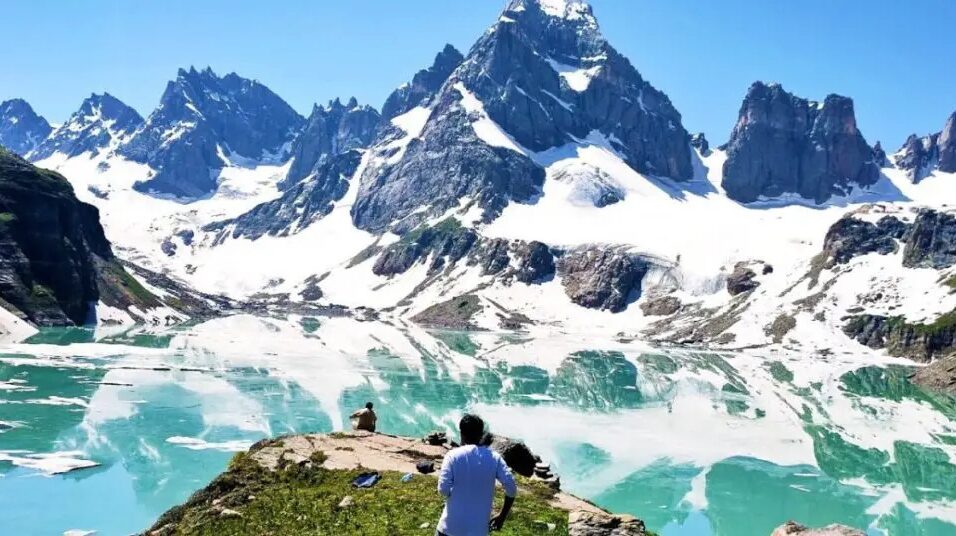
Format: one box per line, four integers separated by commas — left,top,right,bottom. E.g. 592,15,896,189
943,275,956,291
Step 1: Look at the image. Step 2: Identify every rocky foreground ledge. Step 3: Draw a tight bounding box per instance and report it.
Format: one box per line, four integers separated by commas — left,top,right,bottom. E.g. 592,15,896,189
143,432,864,536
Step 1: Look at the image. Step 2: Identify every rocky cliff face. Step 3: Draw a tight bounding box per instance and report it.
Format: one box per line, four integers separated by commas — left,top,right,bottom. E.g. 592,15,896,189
351,0,693,234
380,44,464,121
281,98,380,190
722,82,880,203
895,111,956,181
119,67,304,199
557,247,647,312
0,148,158,326
29,93,143,161
208,150,363,241
902,209,956,269
0,99,52,156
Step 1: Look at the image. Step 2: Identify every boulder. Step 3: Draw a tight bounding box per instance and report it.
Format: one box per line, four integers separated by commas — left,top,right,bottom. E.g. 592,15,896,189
910,354,956,395
558,247,647,312
726,263,759,295
489,436,537,477
821,214,908,266
568,511,647,536
640,295,681,316
771,521,864,535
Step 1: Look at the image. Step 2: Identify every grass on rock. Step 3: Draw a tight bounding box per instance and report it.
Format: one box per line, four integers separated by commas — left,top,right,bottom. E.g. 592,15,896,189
166,450,574,535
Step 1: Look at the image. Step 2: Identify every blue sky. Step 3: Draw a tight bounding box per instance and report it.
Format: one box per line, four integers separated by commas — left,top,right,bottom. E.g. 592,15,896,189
2,0,954,149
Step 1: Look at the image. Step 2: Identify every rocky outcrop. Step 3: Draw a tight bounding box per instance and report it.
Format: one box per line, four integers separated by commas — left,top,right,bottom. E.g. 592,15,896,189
902,209,956,269
726,262,760,295
281,98,380,190
207,150,362,241
872,141,887,167
690,132,710,156
381,44,464,121
373,219,479,277
410,294,483,330
895,111,956,181
911,354,956,395
0,99,52,156
722,82,880,203
842,312,956,362
352,0,692,233
511,240,556,283
120,67,304,199
144,431,643,536
771,521,864,536
0,148,158,325
29,93,143,160
821,214,909,266
640,295,681,316
558,247,647,312
569,511,648,536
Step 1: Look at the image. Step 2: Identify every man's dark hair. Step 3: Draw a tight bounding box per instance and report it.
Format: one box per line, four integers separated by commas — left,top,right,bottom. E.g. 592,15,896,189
459,414,485,445
365,402,374,410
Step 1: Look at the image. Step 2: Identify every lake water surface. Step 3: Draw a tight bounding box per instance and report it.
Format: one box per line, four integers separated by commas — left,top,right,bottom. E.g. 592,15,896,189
1,315,955,535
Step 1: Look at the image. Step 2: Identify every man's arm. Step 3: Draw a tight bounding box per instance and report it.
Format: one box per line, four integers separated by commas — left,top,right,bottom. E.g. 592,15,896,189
490,454,518,531
437,452,454,498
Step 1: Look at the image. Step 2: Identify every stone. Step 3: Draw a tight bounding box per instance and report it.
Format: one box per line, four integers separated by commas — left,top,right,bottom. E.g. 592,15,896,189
770,521,864,535
640,295,681,316
821,214,909,266
722,82,879,203
690,132,710,156
336,496,353,509
558,247,647,312
911,354,956,395
896,111,956,180
568,511,647,536
490,436,538,477
902,209,956,269
726,263,760,296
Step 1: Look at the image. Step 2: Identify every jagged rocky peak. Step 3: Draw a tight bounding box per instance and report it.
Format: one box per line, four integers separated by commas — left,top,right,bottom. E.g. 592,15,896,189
0,99,52,157
690,132,710,155
282,97,380,190
895,111,956,181
30,93,143,161
351,0,692,234
119,66,304,199
381,44,464,120
721,81,880,203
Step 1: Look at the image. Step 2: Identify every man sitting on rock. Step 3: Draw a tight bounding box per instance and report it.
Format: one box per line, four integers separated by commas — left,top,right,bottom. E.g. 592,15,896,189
436,414,517,535
350,402,377,433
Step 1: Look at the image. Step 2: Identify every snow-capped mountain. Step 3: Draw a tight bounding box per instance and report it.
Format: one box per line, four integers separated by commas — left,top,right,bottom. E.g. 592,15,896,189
0,98,52,156
282,97,380,190
7,0,956,367
28,93,143,161
894,111,956,182
351,0,693,233
118,67,304,199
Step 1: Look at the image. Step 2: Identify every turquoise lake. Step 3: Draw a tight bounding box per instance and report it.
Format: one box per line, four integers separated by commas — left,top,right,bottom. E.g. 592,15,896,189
1,315,955,535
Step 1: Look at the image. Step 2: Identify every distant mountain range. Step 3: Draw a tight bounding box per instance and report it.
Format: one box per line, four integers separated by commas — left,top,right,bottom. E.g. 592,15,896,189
2,0,956,369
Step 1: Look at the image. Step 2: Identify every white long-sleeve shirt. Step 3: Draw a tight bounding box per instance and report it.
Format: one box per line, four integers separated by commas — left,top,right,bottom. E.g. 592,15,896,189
437,444,518,536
